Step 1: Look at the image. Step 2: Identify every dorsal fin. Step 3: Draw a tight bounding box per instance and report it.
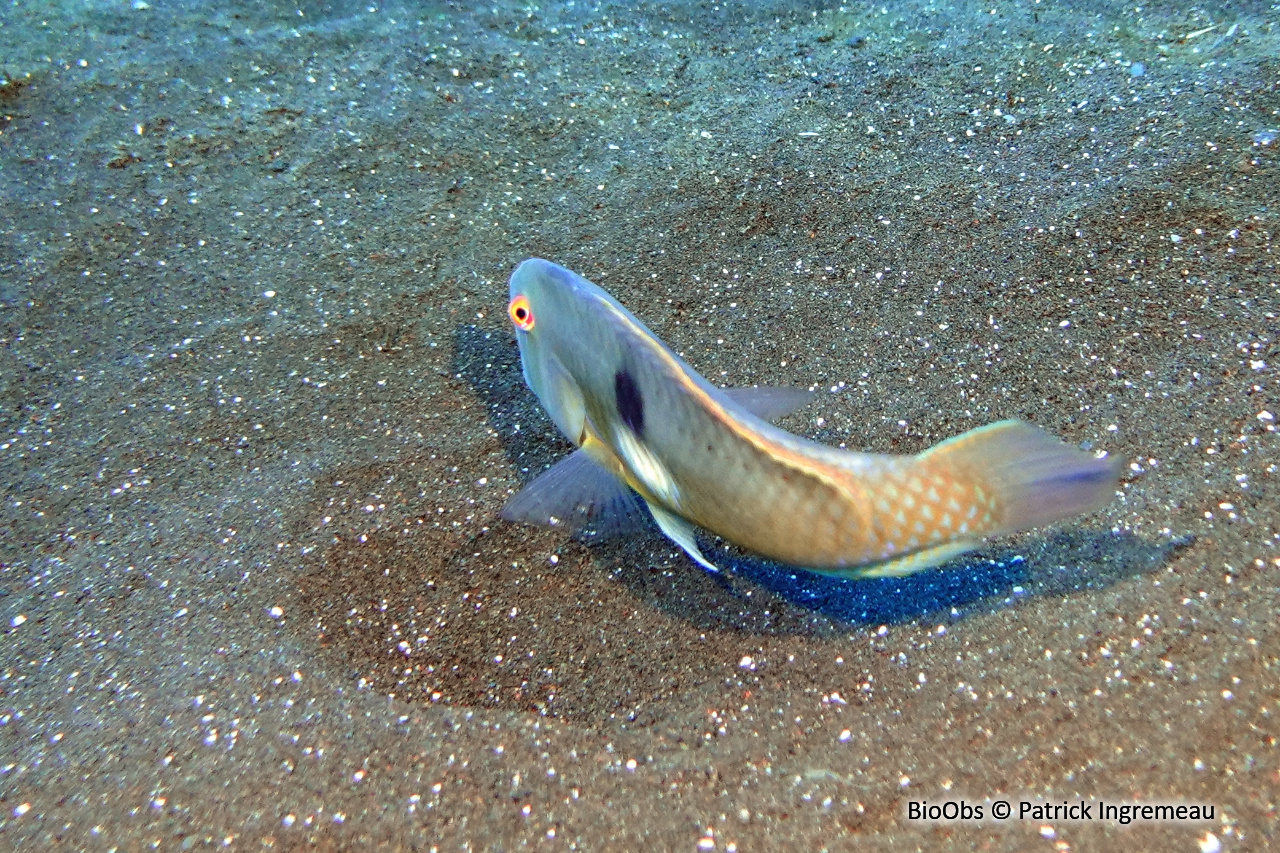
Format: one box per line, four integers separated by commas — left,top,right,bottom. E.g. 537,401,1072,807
718,386,815,422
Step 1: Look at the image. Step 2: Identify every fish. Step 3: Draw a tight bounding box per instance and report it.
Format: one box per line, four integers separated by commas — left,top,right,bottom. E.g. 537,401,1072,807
500,257,1121,578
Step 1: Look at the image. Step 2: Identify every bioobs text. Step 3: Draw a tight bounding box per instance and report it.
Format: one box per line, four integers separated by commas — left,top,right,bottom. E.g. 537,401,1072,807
906,800,984,821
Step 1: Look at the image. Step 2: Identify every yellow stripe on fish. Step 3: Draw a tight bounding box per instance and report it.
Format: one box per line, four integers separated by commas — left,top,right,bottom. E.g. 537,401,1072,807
501,258,1122,578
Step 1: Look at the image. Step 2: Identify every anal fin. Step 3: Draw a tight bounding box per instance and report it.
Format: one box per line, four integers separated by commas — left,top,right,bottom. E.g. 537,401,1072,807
829,540,980,580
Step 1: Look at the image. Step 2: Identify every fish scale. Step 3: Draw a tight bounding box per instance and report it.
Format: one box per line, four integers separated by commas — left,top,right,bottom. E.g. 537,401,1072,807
502,258,1122,579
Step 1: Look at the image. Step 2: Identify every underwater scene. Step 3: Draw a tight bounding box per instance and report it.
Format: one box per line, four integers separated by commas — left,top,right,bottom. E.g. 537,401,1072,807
0,0,1277,849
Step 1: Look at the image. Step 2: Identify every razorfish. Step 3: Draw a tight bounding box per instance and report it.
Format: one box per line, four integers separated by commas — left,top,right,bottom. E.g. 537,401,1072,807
501,258,1120,578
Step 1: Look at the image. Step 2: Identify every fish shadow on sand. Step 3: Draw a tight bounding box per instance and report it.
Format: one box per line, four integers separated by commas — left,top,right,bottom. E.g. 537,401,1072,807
454,324,1189,632
452,323,577,479
572,515,1189,636
699,528,1192,629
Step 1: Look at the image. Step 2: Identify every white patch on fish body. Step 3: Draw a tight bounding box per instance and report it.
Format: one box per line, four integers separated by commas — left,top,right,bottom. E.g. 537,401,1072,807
612,425,682,510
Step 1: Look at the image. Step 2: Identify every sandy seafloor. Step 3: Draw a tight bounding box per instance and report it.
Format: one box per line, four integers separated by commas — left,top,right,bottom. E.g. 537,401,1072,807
1,0,1278,849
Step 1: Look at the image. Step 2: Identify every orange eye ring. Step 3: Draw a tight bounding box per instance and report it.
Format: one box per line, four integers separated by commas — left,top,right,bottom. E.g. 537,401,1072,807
508,294,535,331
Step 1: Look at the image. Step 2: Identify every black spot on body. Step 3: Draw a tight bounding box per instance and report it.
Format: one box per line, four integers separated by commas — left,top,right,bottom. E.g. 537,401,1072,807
614,369,645,437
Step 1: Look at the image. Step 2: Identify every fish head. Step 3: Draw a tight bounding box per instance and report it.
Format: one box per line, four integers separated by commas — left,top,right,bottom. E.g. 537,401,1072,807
507,258,594,445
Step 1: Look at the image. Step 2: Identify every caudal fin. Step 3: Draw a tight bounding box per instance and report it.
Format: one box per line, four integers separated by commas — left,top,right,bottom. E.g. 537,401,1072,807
920,419,1122,536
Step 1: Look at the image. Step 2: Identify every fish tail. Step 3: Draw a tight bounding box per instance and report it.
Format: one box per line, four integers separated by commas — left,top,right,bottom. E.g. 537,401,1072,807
920,419,1122,537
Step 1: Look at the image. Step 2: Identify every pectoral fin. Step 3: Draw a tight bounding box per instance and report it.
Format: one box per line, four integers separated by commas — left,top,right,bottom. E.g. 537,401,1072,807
501,449,650,538
646,502,720,574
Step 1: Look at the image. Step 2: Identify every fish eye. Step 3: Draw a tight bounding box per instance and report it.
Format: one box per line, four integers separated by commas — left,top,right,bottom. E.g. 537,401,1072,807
508,294,535,331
